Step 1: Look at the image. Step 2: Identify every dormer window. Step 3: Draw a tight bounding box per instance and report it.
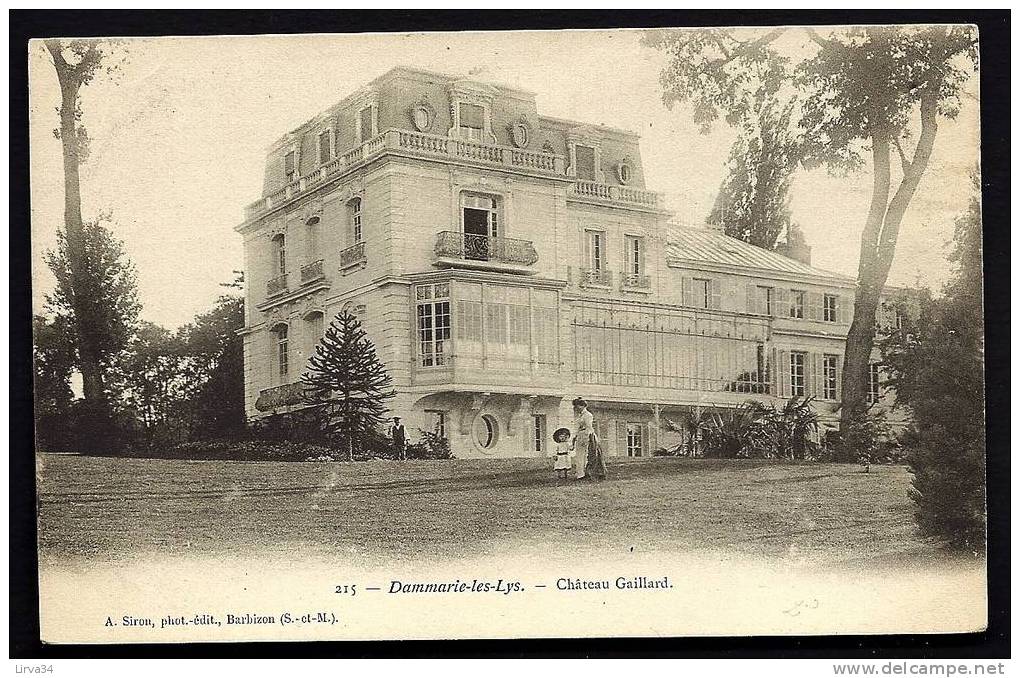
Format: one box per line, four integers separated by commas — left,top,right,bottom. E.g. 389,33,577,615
357,105,377,143
575,145,597,180
317,129,332,165
284,151,296,182
458,103,485,141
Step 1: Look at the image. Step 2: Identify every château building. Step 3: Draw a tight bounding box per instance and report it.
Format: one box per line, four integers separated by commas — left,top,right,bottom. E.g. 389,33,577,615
236,67,908,459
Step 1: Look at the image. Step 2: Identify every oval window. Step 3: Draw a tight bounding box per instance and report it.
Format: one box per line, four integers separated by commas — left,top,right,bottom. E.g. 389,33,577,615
412,105,431,132
473,414,499,450
618,162,633,185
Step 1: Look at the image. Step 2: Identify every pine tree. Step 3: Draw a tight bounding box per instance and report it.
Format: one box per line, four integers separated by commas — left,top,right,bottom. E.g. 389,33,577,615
301,312,395,461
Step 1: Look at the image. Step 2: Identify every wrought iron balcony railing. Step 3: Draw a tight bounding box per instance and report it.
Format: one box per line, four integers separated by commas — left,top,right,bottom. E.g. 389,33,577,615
338,242,367,269
581,268,613,287
621,273,651,289
434,231,539,267
300,258,325,284
266,274,288,297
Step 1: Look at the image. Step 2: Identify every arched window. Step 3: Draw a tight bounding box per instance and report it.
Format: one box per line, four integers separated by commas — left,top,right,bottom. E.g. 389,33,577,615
272,234,287,276
305,216,320,260
272,324,289,381
305,311,324,360
348,198,362,244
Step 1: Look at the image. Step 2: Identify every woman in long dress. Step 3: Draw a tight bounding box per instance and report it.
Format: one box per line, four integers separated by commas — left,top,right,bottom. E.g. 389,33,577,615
571,398,594,480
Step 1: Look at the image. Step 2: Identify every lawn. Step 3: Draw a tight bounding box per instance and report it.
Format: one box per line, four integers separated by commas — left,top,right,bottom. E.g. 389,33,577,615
37,453,937,567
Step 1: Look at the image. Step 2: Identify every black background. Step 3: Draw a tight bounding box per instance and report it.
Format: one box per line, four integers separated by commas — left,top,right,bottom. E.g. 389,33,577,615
9,9,1010,659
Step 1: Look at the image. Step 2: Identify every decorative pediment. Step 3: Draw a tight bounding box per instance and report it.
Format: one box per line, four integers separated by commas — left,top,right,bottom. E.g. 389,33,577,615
448,78,500,101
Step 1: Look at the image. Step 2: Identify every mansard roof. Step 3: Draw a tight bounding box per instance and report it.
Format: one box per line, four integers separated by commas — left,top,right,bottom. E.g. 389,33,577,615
665,227,855,285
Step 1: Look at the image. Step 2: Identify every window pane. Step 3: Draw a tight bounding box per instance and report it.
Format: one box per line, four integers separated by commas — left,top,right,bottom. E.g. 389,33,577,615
460,103,484,129
360,107,373,141
575,145,596,180
319,131,331,164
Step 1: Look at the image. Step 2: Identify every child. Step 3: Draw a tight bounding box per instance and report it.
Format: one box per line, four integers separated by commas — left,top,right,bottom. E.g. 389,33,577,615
551,427,572,480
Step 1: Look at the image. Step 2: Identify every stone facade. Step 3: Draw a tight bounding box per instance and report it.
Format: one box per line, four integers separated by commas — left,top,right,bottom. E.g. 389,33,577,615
237,67,910,459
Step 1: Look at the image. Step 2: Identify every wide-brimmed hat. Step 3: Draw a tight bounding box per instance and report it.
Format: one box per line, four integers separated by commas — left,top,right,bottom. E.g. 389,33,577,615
552,427,571,443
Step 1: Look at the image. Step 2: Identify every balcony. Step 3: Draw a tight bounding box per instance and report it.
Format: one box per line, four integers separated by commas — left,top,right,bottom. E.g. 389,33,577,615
580,268,613,288
621,273,652,291
434,231,539,275
245,129,569,221
300,259,325,284
338,242,367,272
266,274,288,297
254,382,306,412
568,180,661,210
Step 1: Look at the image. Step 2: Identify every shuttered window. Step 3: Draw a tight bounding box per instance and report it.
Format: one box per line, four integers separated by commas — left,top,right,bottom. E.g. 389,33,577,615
789,290,805,319
625,423,645,457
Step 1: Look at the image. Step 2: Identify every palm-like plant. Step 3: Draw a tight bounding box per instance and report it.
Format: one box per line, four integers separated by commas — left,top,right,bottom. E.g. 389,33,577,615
663,406,713,457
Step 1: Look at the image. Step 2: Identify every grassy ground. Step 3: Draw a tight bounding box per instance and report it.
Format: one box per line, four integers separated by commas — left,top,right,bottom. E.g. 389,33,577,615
36,453,941,568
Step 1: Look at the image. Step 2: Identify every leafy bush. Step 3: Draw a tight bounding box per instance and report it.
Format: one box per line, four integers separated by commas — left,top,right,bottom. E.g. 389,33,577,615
822,410,900,465
686,397,820,460
406,429,453,460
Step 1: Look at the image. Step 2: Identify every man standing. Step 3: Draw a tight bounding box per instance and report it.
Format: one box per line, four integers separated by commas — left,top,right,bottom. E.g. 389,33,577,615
390,416,407,460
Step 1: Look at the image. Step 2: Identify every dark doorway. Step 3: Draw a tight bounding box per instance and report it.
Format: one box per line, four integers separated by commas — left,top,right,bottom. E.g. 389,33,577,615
463,208,490,260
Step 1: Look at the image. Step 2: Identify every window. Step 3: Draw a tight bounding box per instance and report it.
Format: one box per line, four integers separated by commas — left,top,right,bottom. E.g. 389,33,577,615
823,294,839,322
868,363,881,405
894,308,905,330
693,278,711,309
273,234,286,276
533,414,547,453
823,354,839,400
625,235,644,275
306,312,324,359
415,283,451,368
425,410,447,439
349,198,363,244
758,286,773,316
459,103,485,141
274,325,289,380
474,414,498,449
358,106,374,143
461,194,499,260
284,151,296,182
789,290,805,319
318,129,332,165
790,352,806,397
626,423,645,457
587,230,605,271
575,144,596,180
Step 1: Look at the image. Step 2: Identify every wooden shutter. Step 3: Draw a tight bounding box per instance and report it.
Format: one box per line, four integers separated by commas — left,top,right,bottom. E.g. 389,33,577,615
775,288,790,318
813,353,824,399
709,279,722,310
807,292,822,321
681,277,694,307
778,349,790,397
616,420,627,458
835,356,843,400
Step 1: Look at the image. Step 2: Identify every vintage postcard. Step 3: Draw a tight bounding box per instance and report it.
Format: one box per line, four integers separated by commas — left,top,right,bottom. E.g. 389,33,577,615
29,25,986,644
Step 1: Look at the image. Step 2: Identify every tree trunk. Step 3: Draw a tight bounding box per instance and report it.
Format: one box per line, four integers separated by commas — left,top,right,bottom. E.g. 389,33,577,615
840,95,939,434
45,40,108,408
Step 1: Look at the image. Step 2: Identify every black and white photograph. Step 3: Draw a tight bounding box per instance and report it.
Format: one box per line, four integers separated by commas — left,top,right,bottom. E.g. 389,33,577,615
21,17,997,648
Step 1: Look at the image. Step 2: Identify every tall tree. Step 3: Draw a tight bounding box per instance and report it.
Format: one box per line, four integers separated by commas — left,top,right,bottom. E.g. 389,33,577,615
881,175,984,551
707,88,800,249
644,26,978,432
44,39,125,411
302,312,395,461
32,315,77,451
180,294,247,438
45,216,141,391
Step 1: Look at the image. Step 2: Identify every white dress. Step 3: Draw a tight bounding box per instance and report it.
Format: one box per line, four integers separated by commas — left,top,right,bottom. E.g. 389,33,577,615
573,408,594,479
553,442,572,471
